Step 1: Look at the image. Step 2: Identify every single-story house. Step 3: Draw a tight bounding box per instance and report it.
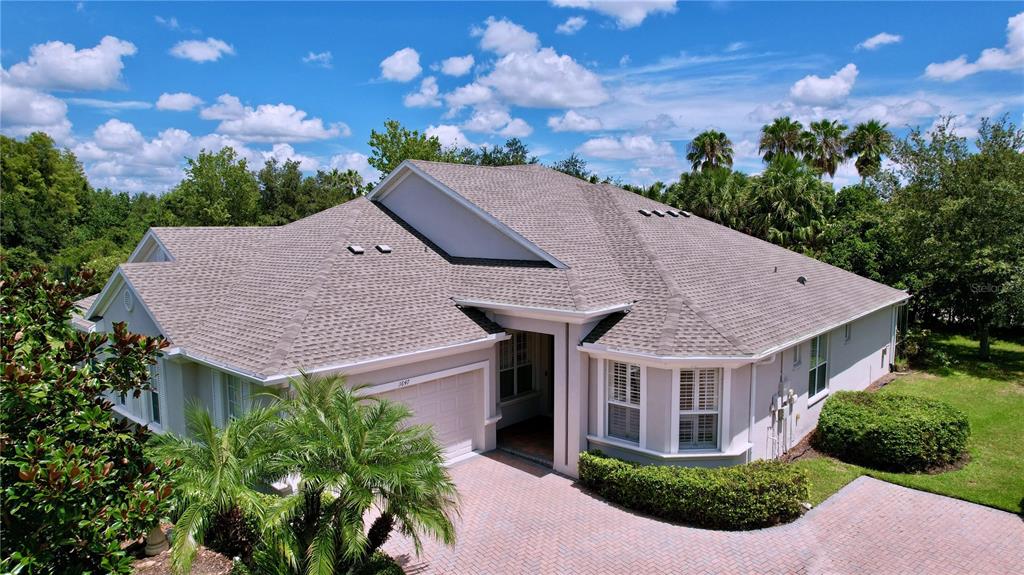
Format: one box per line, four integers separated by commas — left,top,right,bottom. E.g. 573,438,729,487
77,160,908,477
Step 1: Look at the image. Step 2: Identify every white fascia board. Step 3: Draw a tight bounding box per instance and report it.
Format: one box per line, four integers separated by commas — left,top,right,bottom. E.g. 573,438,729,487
748,294,910,361
369,161,567,269
580,293,911,367
261,333,509,387
84,266,127,320
579,343,753,368
87,269,172,341
126,229,174,263
455,298,633,324
162,347,268,384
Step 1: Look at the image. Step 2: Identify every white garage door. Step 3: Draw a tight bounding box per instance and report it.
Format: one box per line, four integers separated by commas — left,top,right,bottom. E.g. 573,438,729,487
375,369,482,460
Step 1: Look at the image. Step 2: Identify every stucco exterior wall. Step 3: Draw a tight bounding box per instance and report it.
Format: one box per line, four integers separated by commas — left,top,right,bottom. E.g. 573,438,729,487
380,172,543,261
97,283,161,338
746,305,896,461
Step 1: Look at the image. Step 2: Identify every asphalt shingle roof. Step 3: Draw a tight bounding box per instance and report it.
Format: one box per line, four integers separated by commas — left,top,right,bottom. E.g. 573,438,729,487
101,161,906,378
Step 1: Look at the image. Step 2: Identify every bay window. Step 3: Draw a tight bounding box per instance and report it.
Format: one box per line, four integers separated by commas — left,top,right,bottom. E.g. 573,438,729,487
606,361,642,443
677,368,721,450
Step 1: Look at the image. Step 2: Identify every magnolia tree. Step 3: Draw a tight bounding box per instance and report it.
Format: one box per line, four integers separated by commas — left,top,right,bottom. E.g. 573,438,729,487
0,267,171,574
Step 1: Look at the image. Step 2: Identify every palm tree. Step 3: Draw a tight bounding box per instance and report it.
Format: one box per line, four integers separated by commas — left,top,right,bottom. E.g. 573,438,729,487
802,119,849,178
686,130,734,172
669,168,750,230
747,155,830,250
259,374,458,574
147,403,281,574
845,120,894,180
758,117,804,162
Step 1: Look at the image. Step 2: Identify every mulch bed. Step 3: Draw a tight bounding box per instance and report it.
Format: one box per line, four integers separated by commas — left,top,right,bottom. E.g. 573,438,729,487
129,525,233,575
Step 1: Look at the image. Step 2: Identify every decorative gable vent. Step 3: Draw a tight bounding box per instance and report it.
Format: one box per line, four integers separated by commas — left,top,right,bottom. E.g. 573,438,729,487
652,209,666,217
638,209,652,217
123,289,134,312
375,244,393,254
347,245,365,255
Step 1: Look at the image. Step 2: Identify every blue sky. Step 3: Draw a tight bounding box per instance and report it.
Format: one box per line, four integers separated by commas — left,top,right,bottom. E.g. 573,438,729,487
2,1,1022,193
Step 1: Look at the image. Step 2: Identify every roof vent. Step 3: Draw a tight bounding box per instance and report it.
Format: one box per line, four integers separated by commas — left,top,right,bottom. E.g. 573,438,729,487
666,210,679,217
652,209,666,217
797,276,807,285
375,244,393,254
347,245,365,255
680,210,692,218
638,209,652,217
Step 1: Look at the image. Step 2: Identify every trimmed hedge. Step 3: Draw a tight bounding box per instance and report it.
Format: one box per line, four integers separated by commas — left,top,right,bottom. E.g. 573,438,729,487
813,391,970,472
578,451,808,530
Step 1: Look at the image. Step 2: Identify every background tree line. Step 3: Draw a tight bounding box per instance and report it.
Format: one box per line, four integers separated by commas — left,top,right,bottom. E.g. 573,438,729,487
2,115,1021,355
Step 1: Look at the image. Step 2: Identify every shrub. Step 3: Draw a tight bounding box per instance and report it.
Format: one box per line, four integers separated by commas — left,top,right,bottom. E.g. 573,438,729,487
813,391,970,472
577,451,808,530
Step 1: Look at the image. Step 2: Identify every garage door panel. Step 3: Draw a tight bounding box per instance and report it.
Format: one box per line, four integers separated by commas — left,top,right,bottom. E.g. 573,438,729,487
374,369,482,460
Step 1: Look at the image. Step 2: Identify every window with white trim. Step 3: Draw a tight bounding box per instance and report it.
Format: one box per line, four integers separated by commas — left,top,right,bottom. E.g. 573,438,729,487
678,368,721,450
606,361,641,443
224,375,246,420
499,331,533,401
809,334,829,397
149,363,162,425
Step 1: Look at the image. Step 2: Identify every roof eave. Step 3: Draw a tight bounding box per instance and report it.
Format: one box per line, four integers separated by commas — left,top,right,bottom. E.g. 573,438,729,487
453,298,634,324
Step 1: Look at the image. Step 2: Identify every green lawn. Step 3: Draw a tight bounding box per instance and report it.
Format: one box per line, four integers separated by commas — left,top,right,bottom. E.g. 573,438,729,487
793,335,1024,513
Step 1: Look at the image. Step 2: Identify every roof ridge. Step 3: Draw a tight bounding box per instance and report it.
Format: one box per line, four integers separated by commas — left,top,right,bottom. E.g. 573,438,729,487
263,201,367,375
601,186,751,355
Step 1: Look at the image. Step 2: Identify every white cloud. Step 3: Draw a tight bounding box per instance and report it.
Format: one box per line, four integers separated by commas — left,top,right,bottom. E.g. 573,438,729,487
461,107,533,137
303,51,333,69
379,47,421,82
67,98,152,111
473,17,539,55
76,127,262,193
481,47,608,108
404,76,441,108
444,83,495,112
0,84,72,141
925,12,1024,81
156,92,203,111
199,93,245,120
789,63,858,106
93,118,145,150
169,37,235,63
439,54,475,76
547,110,603,131
330,151,379,181
578,134,676,166
261,143,320,171
619,55,631,67
725,41,748,52
3,36,137,91
556,16,588,35
199,93,349,142
551,0,677,28
425,124,475,148
499,118,533,137
154,16,179,30
856,32,902,51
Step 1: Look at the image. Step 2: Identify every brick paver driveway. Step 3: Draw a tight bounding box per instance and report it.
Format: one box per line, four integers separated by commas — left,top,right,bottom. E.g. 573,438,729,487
386,452,1024,574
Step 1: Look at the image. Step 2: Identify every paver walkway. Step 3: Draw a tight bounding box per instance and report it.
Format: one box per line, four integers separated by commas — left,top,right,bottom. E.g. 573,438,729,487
386,452,1024,574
